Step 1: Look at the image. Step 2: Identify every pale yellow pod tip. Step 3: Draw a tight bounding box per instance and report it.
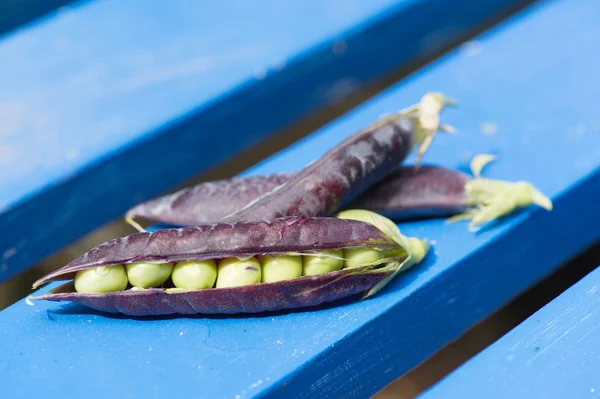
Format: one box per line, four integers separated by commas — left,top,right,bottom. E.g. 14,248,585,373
470,153,498,178
364,92,458,170
421,92,458,109
448,153,553,231
414,92,458,169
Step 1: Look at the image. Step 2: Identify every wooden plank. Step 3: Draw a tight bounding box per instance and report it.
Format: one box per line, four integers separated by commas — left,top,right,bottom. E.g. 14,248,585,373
3,0,600,398
0,0,530,282
420,266,600,399
0,0,75,37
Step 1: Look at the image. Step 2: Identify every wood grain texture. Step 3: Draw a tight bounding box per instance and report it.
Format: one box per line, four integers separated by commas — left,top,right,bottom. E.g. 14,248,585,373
421,266,600,399
0,0,531,281
2,0,600,398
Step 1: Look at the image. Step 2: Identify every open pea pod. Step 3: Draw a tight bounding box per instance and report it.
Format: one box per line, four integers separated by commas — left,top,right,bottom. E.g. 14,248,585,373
31,215,427,316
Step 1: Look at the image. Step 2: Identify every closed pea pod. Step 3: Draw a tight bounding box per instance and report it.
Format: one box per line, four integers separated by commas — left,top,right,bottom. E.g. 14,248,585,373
31,216,428,316
125,165,466,227
126,158,550,232
126,173,294,227
220,93,456,223
126,92,457,229
352,155,553,231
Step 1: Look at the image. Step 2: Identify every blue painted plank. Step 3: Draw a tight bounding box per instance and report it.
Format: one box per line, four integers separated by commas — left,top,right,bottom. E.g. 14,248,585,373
0,0,75,37
0,0,530,281
421,266,600,399
3,0,600,398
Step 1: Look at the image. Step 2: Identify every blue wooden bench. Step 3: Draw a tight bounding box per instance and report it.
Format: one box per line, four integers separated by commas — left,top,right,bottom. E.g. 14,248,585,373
0,0,532,283
2,0,600,397
420,266,600,399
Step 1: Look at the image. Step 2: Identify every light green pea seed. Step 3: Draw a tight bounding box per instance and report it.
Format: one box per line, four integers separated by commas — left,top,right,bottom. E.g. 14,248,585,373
337,209,400,269
258,255,303,283
171,260,217,290
74,265,128,293
216,257,262,288
126,261,174,288
343,247,385,269
302,249,344,276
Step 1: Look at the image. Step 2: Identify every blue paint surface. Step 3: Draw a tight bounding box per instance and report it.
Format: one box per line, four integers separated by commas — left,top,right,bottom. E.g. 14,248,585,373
2,0,600,398
0,0,527,280
422,266,600,399
0,0,400,206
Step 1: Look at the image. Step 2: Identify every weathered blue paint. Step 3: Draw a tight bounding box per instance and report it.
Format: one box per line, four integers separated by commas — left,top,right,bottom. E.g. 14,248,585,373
0,0,532,281
2,0,600,398
421,266,600,399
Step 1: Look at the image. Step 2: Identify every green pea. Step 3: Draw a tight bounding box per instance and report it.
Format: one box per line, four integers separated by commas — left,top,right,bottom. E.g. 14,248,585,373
303,249,344,276
74,265,128,293
336,209,399,268
216,257,261,288
126,261,173,288
258,255,302,283
171,260,217,290
343,247,385,269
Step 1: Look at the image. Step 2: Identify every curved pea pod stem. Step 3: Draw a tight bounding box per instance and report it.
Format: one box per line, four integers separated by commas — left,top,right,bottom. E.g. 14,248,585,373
391,92,458,169
30,216,427,316
219,92,455,223
447,154,553,232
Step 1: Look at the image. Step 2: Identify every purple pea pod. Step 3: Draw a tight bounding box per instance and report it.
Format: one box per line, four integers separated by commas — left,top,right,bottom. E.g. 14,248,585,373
365,155,553,231
219,93,456,222
125,166,469,226
125,92,457,229
126,173,295,227
125,156,553,232
349,165,470,220
31,216,428,316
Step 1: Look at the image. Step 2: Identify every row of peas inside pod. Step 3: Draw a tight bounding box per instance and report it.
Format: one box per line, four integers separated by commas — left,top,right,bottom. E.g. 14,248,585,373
73,210,422,294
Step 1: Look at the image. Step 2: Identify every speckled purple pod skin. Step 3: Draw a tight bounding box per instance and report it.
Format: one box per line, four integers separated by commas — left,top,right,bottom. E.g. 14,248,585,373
126,166,470,226
221,118,416,222
33,217,402,315
126,173,294,226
